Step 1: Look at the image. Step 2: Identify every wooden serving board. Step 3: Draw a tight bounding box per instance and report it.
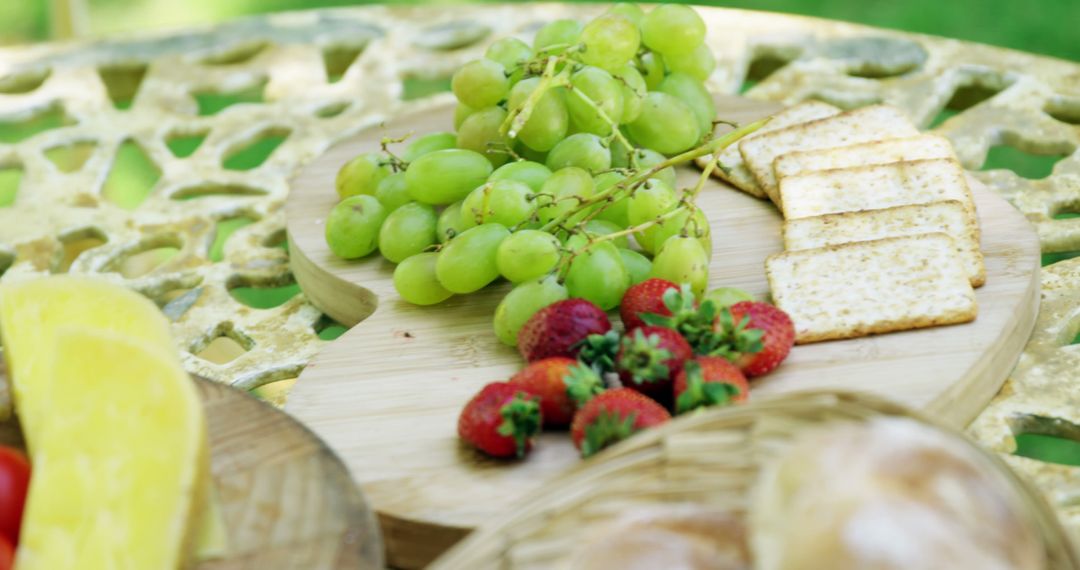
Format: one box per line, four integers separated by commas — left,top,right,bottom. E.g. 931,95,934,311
0,364,383,569
284,96,1041,568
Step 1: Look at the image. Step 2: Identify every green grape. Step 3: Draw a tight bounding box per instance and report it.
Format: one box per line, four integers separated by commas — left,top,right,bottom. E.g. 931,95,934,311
461,179,536,229
394,252,453,305
606,3,645,27
704,287,754,309
546,133,611,174
508,77,569,152
627,92,701,155
657,72,716,137
566,66,624,136
457,106,511,167
651,235,709,296
378,202,438,263
374,172,412,212
638,205,711,255
613,65,647,123
437,201,467,243
324,195,387,259
451,59,509,109
642,4,706,56
493,276,568,346
485,37,533,72
514,142,548,164
336,152,391,199
406,149,493,205
454,103,476,130
627,178,678,226
619,248,653,286
565,240,629,310
591,171,630,227
579,14,641,72
403,132,457,162
584,219,629,248
663,44,716,82
639,52,666,90
632,148,678,189
435,223,510,293
490,160,552,193
533,19,583,55
537,166,595,225
609,136,634,168
496,229,561,283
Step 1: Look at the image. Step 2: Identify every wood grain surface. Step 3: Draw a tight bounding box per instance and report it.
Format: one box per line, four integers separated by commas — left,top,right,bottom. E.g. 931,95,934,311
284,96,1042,568
0,362,383,569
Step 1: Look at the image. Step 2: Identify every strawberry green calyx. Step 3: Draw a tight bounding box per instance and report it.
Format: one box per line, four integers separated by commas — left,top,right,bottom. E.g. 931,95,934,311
582,410,638,457
576,330,621,374
496,393,542,458
702,307,764,360
564,362,607,407
641,285,717,350
675,360,741,414
617,329,673,385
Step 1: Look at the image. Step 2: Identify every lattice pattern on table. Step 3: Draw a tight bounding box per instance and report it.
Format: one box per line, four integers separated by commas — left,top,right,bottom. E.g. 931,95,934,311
0,4,1077,534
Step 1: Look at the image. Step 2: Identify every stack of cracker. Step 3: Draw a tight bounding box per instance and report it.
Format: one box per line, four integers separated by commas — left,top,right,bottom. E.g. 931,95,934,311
716,103,984,344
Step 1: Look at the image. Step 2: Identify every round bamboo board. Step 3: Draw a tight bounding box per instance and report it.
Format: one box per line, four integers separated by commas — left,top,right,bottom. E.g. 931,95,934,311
0,366,383,569
284,96,1041,568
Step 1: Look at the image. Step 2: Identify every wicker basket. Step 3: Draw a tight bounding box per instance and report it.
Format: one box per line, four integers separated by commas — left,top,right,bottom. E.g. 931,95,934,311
430,391,1080,569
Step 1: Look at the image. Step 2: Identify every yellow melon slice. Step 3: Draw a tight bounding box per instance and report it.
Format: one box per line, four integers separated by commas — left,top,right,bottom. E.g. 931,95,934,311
14,328,208,569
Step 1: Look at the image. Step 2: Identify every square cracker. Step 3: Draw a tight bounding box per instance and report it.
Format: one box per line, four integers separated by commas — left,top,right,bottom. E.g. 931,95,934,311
778,158,976,221
774,134,956,180
765,233,978,344
703,101,840,199
783,200,985,287
739,104,920,205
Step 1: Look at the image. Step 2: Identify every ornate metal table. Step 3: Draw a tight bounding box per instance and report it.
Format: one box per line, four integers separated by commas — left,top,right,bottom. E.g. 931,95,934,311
0,3,1076,537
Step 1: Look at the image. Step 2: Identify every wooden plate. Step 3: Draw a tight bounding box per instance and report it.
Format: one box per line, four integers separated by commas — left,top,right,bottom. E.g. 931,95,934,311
0,364,383,569
283,96,1041,568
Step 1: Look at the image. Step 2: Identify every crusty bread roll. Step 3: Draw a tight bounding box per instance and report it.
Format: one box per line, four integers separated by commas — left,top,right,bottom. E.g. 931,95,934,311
751,417,1045,570
568,505,751,570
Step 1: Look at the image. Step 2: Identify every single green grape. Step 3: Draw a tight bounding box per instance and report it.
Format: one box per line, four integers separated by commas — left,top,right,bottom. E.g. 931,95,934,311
394,252,453,305
637,205,711,255
508,77,569,152
457,106,511,167
533,19,583,55
657,72,716,137
627,178,678,226
451,59,510,109
609,136,634,168
437,201,467,243
704,287,754,309
461,179,536,229
490,160,552,193
651,235,709,296
606,3,645,27
632,148,678,189
374,172,412,212
613,64,647,123
546,133,611,173
514,142,548,164
536,166,595,225
406,149,493,205
579,14,641,72
566,66,625,136
627,92,701,155
663,44,716,82
336,152,391,199
435,223,511,293
565,239,630,310
584,219,629,248
403,132,457,162
378,202,438,263
485,37,533,72
496,229,561,283
454,103,476,130
619,248,653,285
591,171,630,228
642,4,706,56
325,195,387,259
639,51,666,90
493,276,568,346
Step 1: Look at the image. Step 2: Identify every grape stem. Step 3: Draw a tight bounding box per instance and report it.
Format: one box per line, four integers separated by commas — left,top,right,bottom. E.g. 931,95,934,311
501,56,570,139
565,87,638,168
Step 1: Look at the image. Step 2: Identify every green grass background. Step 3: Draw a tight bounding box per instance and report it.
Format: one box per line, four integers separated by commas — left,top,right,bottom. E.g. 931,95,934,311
1,1,1078,463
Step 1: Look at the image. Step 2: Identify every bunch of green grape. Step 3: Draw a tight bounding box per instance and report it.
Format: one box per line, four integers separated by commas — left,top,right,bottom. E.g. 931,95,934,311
325,4,757,346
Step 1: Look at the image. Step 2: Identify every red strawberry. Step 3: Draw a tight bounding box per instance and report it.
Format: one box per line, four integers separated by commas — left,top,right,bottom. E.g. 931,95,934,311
518,299,612,362
570,388,671,457
510,358,606,427
717,301,794,377
673,357,749,414
620,278,679,330
616,325,693,402
458,382,542,458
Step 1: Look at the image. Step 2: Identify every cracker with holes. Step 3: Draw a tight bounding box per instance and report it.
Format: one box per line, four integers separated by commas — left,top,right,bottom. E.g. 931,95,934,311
766,234,978,344
773,134,957,180
739,104,920,205
783,201,985,287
